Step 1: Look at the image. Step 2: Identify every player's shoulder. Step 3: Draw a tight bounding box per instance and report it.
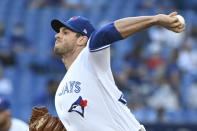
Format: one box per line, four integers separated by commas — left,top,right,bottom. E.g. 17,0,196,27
85,37,110,55
11,118,28,129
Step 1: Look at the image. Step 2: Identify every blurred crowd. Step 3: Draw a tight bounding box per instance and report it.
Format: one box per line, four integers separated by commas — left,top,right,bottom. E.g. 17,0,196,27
113,24,197,123
0,0,197,124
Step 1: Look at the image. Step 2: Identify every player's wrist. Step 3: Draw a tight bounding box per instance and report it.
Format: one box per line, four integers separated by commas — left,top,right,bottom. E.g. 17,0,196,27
154,14,163,25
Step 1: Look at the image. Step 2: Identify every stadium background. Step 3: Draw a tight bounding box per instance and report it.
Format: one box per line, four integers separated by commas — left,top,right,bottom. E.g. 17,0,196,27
0,0,197,130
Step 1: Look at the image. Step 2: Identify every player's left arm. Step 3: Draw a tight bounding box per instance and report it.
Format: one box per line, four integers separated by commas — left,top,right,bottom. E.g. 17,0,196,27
114,12,185,38
89,12,185,51
89,22,123,52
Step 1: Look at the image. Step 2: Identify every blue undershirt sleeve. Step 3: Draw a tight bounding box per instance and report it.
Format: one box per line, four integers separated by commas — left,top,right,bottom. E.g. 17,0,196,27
89,22,123,52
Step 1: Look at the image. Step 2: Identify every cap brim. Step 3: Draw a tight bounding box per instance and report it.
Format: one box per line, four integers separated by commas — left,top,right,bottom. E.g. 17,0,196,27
0,100,10,110
51,19,83,35
51,19,66,33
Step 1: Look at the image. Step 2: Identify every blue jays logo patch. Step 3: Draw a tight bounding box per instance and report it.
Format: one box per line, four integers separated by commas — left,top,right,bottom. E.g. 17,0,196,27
68,96,88,117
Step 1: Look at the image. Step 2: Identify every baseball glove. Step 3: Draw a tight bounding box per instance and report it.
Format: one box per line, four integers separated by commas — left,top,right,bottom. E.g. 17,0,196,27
29,106,67,131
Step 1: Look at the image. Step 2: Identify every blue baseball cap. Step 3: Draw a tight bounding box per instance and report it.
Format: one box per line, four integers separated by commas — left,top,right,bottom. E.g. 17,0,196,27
0,98,10,110
51,16,95,38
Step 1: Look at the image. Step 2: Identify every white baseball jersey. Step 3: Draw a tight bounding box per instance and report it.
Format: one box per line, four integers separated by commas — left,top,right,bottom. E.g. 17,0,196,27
55,39,145,131
9,118,28,131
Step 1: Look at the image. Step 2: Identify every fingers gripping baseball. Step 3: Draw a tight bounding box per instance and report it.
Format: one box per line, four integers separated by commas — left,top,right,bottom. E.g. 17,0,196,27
169,12,178,17
29,107,67,131
156,12,185,33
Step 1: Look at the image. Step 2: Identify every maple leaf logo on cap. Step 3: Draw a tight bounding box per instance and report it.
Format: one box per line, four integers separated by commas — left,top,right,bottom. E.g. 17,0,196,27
69,16,79,21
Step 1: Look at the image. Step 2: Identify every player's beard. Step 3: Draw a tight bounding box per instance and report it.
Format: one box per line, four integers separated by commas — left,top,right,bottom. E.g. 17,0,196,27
54,44,74,58
54,46,65,57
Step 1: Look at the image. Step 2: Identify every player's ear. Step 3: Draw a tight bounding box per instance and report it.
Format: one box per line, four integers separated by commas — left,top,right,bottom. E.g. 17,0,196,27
77,36,88,46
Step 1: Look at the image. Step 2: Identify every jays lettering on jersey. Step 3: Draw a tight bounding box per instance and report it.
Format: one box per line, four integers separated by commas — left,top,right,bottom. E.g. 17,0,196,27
58,81,81,95
55,23,144,131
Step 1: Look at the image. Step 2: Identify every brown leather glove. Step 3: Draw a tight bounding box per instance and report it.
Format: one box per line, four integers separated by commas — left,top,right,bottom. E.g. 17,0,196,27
29,107,67,131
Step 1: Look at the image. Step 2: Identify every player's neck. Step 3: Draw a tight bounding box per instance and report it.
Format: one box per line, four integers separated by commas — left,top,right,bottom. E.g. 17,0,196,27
1,119,11,131
61,47,84,69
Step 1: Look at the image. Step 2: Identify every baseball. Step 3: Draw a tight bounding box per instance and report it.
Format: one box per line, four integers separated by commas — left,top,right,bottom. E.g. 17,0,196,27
176,15,185,25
